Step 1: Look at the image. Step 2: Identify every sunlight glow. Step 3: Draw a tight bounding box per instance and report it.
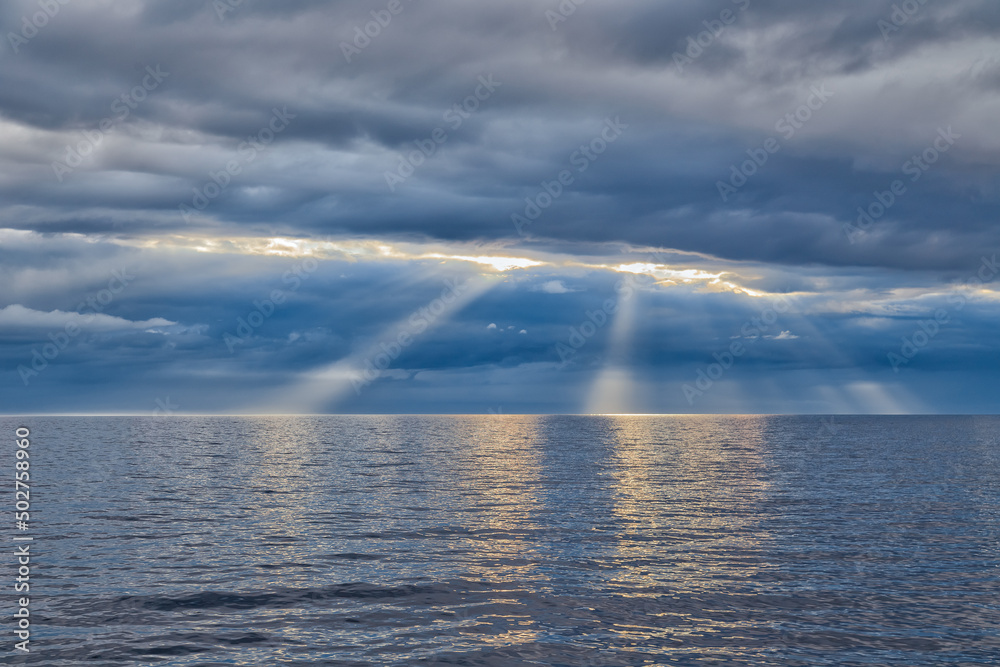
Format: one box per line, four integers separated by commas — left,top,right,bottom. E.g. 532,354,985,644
615,263,723,283
101,231,801,300
115,234,548,272
423,254,545,272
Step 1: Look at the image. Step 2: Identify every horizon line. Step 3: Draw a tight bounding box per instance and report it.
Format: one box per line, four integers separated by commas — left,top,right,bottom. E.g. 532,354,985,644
2,413,999,418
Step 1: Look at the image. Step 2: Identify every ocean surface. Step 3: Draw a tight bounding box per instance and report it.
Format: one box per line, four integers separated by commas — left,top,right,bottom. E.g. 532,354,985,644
3,415,999,666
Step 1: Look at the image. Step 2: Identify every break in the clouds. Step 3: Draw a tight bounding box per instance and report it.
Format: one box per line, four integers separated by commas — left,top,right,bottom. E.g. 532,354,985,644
1,0,998,414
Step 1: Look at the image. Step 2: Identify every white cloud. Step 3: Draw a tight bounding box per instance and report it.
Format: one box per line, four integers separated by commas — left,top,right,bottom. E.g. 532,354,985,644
534,280,575,294
0,304,176,332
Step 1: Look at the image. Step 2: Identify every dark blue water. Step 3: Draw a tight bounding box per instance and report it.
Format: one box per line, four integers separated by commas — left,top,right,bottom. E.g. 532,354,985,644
3,415,998,665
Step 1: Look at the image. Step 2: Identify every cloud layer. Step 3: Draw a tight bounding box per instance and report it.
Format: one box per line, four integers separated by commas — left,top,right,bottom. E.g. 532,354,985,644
1,0,998,413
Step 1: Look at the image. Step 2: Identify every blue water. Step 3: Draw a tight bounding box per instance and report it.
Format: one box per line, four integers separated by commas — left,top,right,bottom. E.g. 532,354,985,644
3,415,999,665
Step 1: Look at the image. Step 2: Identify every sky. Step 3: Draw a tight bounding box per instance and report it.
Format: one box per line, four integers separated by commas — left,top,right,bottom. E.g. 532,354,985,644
1,0,999,415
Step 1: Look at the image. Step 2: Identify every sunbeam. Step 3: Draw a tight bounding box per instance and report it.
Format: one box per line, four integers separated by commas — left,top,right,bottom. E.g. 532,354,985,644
584,278,642,414
248,273,500,413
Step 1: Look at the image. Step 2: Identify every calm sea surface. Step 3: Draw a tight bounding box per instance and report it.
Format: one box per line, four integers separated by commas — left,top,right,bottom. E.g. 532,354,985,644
2,415,999,666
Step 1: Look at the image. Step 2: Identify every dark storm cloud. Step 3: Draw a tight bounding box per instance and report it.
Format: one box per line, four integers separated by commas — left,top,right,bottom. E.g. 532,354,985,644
1,0,997,275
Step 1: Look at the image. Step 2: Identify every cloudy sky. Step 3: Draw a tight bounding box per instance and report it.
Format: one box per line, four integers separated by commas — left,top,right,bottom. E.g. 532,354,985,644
1,0,999,414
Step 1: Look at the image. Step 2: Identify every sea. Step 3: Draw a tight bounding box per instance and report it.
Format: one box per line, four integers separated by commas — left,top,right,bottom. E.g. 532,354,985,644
2,415,998,666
